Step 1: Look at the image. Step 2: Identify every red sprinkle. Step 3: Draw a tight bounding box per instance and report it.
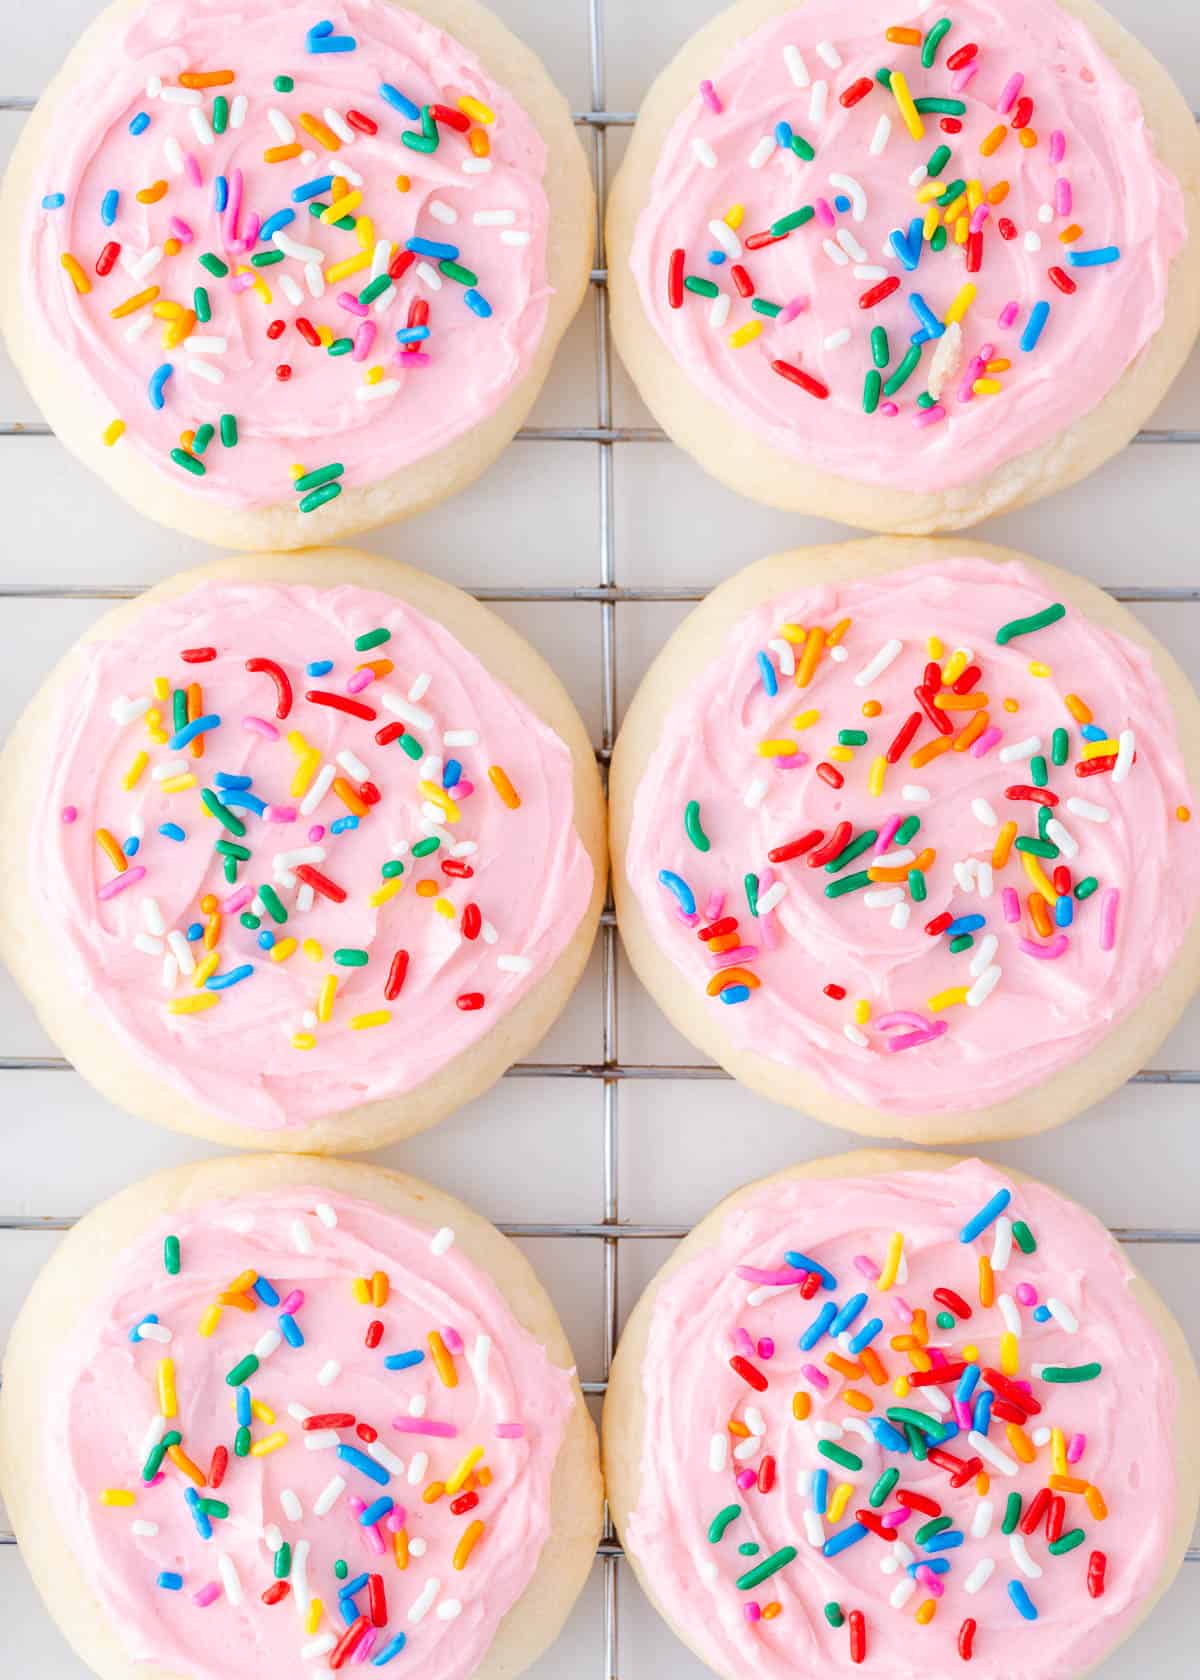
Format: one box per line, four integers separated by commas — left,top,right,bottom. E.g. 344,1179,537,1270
455,992,485,1011
209,1445,229,1488
815,761,845,789
932,1288,972,1320
358,780,382,806
989,1398,1029,1425
698,917,739,940
730,263,755,298
908,1362,968,1387
925,912,954,936
923,660,944,691
330,1615,371,1669
375,722,405,746
895,1489,941,1517
1075,753,1117,777
407,298,429,330
384,950,410,1001
768,830,824,863
1046,1495,1065,1544
744,229,786,250
365,1320,384,1348
729,1355,768,1392
305,689,377,721
823,983,847,1001
367,1573,387,1626
295,316,321,346
1087,1550,1107,1598
262,1582,290,1605
1011,95,1034,129
915,684,954,735
181,647,217,663
96,240,121,276
357,1422,379,1444
1021,1489,1054,1536
757,1454,776,1493
388,248,416,284
965,231,982,274
267,318,286,339
1048,265,1077,295
1053,865,1072,896
294,863,347,904
461,903,482,941
998,217,1017,240
771,359,829,399
668,247,685,308
927,1449,977,1485
886,710,924,764
940,116,963,133
945,43,978,70
809,821,853,865
450,1491,479,1515
951,664,981,695
848,1609,866,1665
858,276,901,310
429,103,471,132
1005,784,1058,806
304,1413,356,1430
346,109,379,136
799,1271,822,1299
982,1369,1041,1415
441,858,474,879
958,1616,977,1660
247,656,293,719
275,364,292,381
839,76,875,108
853,1508,894,1539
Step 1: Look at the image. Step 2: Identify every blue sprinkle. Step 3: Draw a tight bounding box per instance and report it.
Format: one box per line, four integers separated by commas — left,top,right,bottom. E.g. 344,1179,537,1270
384,1349,425,1371
1008,1579,1038,1621
811,1468,828,1514
257,929,275,951
258,209,296,242
167,714,221,750
870,1419,909,1453
292,176,335,204
756,650,778,697
707,250,727,265
833,194,851,213
129,112,150,136
214,175,228,214
658,870,696,916
342,1572,370,1598
253,1277,280,1306
405,236,459,261
889,219,924,273
799,1302,838,1351
308,19,334,37
338,1595,361,1626
157,1572,184,1590
235,1386,252,1426
159,823,186,841
908,1555,951,1576
148,363,174,411
720,984,751,1004
129,1313,158,1342
1067,245,1119,268
205,964,254,991
123,836,140,857
1019,300,1050,353
394,325,431,343
784,1251,837,1289
935,1419,960,1444
336,1444,390,1485
308,30,356,53
443,759,462,789
1033,1304,1051,1323
946,913,985,936
774,120,794,148
306,659,334,676
972,1388,993,1435
910,327,936,345
372,1634,408,1667
359,1495,394,1527
101,189,119,226
186,922,204,940
908,292,944,339
1055,893,1073,927
278,1312,304,1348
823,1523,868,1558
379,83,420,120
41,192,66,210
214,772,252,791
829,1293,868,1335
847,1317,884,1355
463,288,492,319
1080,723,1108,741
925,1529,964,1552
959,1186,1011,1243
221,790,267,815
330,815,359,834
956,1364,981,1404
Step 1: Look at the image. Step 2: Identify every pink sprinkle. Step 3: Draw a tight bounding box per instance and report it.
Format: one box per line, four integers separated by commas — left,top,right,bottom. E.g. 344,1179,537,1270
346,670,374,694
230,273,256,294
874,815,903,855
744,1602,762,1624
928,1346,950,1368
1015,1283,1038,1306
184,152,203,187
913,403,945,429
239,212,261,249
242,715,279,738
734,1327,756,1356
737,1265,803,1287
882,1020,950,1052
757,867,779,951
441,1326,464,1355
951,62,979,93
972,726,1003,758
495,1422,525,1439
998,300,1020,329
801,1364,830,1391
169,217,194,244
997,72,1024,114
979,342,996,360
62,805,78,824
264,804,297,823
146,1471,166,1488
455,780,475,799
1049,130,1066,164
280,1289,304,1314
391,1417,457,1438
338,292,370,317
774,751,809,769
353,321,378,362
1067,1432,1087,1464
1099,887,1119,951
395,350,431,367
877,1010,932,1032
969,205,990,235
1019,934,1069,959
879,400,899,416
678,907,700,926
704,890,726,920
348,1497,386,1555
778,295,808,324
953,1400,973,1427
1054,178,1072,217
957,355,986,404
223,885,254,913
354,1629,377,1662
1001,886,1021,924
385,1506,408,1531
757,1337,775,1360
699,79,723,114
853,1255,881,1280
893,1297,916,1324
308,825,325,842
736,1469,757,1491
916,1565,945,1598
881,1506,911,1528
98,864,146,901
223,166,243,246
815,197,837,227
192,1583,221,1607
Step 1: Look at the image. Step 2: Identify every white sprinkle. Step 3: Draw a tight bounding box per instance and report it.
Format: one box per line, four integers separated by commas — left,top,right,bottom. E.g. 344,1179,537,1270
733,1433,760,1462
925,1386,951,1415
816,39,842,67
497,954,532,974
821,238,849,267
130,245,164,280
1113,729,1135,785
709,1432,728,1472
184,336,228,355
229,95,247,129
409,1395,427,1418
185,357,224,385
972,798,998,826
296,884,315,913
279,273,304,306
437,1599,462,1621
964,1557,996,1595
217,1551,242,1606
167,930,195,976
968,1430,1019,1476
991,1216,1013,1271
853,264,887,280
301,1635,337,1660
317,1359,341,1387
783,45,809,86
1066,797,1109,823
890,1540,914,1568
124,315,154,344
869,114,892,156
368,1441,405,1475
767,637,796,678
1010,1532,1043,1579
112,694,151,725
997,1293,1021,1336
691,137,718,169
843,1022,869,1047
314,1475,345,1516
812,1419,843,1441
890,1577,916,1610
880,1555,898,1576
380,691,434,731
971,1499,993,1539
299,765,336,817
902,784,931,802
999,736,1041,764
273,847,325,870
132,1519,159,1536
428,199,457,225
280,1488,303,1522
331,162,363,188
161,85,202,106
757,881,788,916
1046,1297,1079,1333
975,861,994,900
274,232,324,264
890,901,911,930
461,157,492,175
134,932,164,957
409,1578,441,1623
407,1452,429,1486
749,134,776,169
747,1282,799,1308
823,328,851,350
743,776,767,809
136,1320,171,1342
314,1207,337,1236
874,848,915,869
953,860,976,895
1037,202,1054,224
336,748,370,782
864,888,903,908
836,227,867,262
189,106,215,146
970,934,999,977
163,136,184,174
1044,817,1077,858
255,1328,283,1360
1023,231,1042,253
909,165,928,187
809,79,828,124
474,209,517,228
431,1226,455,1255
304,260,325,298
408,1538,428,1558
829,647,849,667
268,109,296,142
707,218,741,258
697,1557,719,1585
323,107,355,144
854,639,903,688
709,293,731,329
803,1509,825,1548
304,1429,340,1451
1032,1427,1052,1447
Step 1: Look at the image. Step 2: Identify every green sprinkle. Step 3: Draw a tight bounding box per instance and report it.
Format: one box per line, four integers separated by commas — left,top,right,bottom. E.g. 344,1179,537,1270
274,75,294,93
684,276,719,298
914,1515,952,1545
735,1546,797,1592
1074,877,1099,902
212,95,229,135
906,1422,928,1461
164,1235,181,1274
1002,1493,1023,1534
225,1354,259,1387
1011,1219,1037,1252
708,1504,742,1543
926,143,952,178
935,1310,955,1329
908,868,927,902
251,249,285,268
240,912,261,930
1048,1529,1087,1555
818,1440,863,1473
293,462,345,493
308,202,356,231
298,482,343,514
198,1499,229,1518
751,298,782,317
685,799,710,852
142,1442,168,1480
223,855,238,884
201,789,246,836
916,391,936,408
875,67,893,88
402,131,438,154
192,422,215,456
412,837,440,858
770,206,814,237
399,733,423,761
825,869,872,899
915,97,966,115
357,274,392,306
381,860,404,879
863,368,882,414
355,626,391,652
259,884,288,924
274,1542,291,1579
327,336,355,356
824,1602,845,1629
921,18,952,68
234,1424,251,1457
737,1542,760,1556
745,872,760,917
838,729,869,747
334,1559,349,1581
949,934,974,953
870,325,889,369
334,948,369,967
996,603,1067,645
930,225,948,252
1051,728,1069,766
825,829,878,872
439,259,478,287
1030,754,1049,788
895,815,921,845
194,286,212,324
1040,1362,1100,1384
215,841,250,861
199,252,228,277
1037,804,1054,842
887,1407,942,1436
869,1468,900,1508
789,134,815,161
220,412,238,447
883,344,922,396
1015,836,1058,859
172,688,188,732
937,179,967,207
171,448,206,477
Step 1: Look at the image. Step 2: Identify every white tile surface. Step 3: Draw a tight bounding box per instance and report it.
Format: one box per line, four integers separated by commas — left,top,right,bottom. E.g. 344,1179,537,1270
0,2,1198,1677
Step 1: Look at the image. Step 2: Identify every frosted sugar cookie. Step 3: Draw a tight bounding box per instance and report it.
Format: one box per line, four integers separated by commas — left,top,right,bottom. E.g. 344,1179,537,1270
0,0,593,547
0,1154,602,1680
607,0,1200,531
610,538,1200,1142
604,1152,1200,1678
0,551,605,1150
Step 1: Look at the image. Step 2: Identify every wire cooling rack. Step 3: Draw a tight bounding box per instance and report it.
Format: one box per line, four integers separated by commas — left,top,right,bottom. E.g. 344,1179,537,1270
1,5,1200,1674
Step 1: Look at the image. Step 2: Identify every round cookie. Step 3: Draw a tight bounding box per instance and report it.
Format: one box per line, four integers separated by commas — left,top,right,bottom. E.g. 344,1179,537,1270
0,549,606,1151
607,0,1200,532
0,0,593,548
610,537,1200,1143
603,1150,1200,1679
0,1152,603,1680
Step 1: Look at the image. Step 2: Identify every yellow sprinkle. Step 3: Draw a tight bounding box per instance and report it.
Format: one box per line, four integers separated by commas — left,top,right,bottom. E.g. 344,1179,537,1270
270,937,298,963
1021,849,1058,902
95,827,128,874
428,1330,458,1387
250,1399,275,1424
192,951,219,989
302,938,323,962
233,266,271,305
61,252,91,294
878,1232,904,1291
420,780,461,822
488,765,521,809
160,774,197,793
326,252,372,283
953,214,969,245
369,878,404,908
100,1488,136,1507
724,203,745,229
433,897,456,918
298,111,341,149
365,365,385,384
961,1344,980,1364
321,189,362,223
728,320,763,349
758,739,800,756
893,1375,911,1397
452,1520,485,1571
999,1331,1019,1376
250,1431,288,1457
1050,1428,1069,1476
915,181,945,203
153,678,170,700
966,180,983,211
853,998,870,1026
915,1598,936,1626
351,1010,392,1029
446,1445,484,1495
458,95,495,125
162,308,197,350
793,709,820,730
927,636,944,658
972,378,1003,395
927,986,969,1012
944,283,977,326
157,1357,178,1418
942,649,968,684
778,623,807,643
355,215,376,251
921,206,940,241
829,745,854,763
1006,1423,1036,1463
868,754,887,797
352,1276,371,1304
890,69,923,140
199,1304,223,1338
102,418,126,447
317,975,337,1023
940,193,966,223
1028,661,1051,678
1081,738,1119,759
292,1033,317,1051
305,1599,323,1635
826,1482,854,1523
123,751,149,789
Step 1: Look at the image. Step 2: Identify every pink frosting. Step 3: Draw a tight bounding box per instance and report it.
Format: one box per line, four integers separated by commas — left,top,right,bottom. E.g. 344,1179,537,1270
44,1186,575,1680
29,581,593,1129
629,0,1186,492
624,557,1197,1115
23,0,553,507
626,1160,1180,1678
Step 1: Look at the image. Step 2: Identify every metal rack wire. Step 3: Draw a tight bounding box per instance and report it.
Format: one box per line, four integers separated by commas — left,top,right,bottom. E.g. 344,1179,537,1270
2,6,1200,1668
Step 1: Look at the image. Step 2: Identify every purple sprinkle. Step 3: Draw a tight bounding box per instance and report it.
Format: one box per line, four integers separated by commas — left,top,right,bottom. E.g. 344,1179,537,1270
184,153,203,187
951,61,979,93
230,273,256,294
699,78,723,114
916,1565,945,1598
734,1327,755,1356
972,726,1003,758
353,322,377,362
394,350,431,367
243,715,280,738
62,805,78,824
853,1254,881,1280
876,1010,931,1032
775,751,809,769
98,864,146,900
385,1505,408,1530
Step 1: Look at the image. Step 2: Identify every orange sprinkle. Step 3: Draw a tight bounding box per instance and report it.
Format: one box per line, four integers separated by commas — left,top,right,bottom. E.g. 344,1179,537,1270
707,931,741,953
187,682,204,758
453,1520,485,1570
1049,1474,1089,1494
415,879,438,898
992,821,1018,870
842,1388,874,1413
1177,806,1191,823
705,966,761,996
761,1603,782,1621
986,181,1010,204
1059,223,1084,244
910,736,954,769
179,70,235,88
110,284,160,319
886,26,922,43
61,253,92,294
332,776,368,816
859,1347,888,1386
1064,693,1093,724
978,1255,995,1308
204,912,221,950
468,127,490,157
355,658,394,678
975,1472,990,1497
95,827,128,874
980,124,1007,156
488,766,521,809
225,1269,257,1294
298,112,341,150
393,1528,410,1569
428,1330,457,1388
217,1291,257,1311
1006,1424,1037,1464
163,308,197,350
861,699,882,717
265,143,304,163
915,1598,937,1625
1029,892,1054,938
422,1482,446,1504
825,1352,864,1380
934,691,988,711
1085,1484,1109,1520
795,626,826,690
1018,126,1038,148
163,237,182,257
792,1391,812,1421
137,180,169,204
728,1420,751,1438
371,1270,389,1307
167,1445,206,1487
953,710,990,752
